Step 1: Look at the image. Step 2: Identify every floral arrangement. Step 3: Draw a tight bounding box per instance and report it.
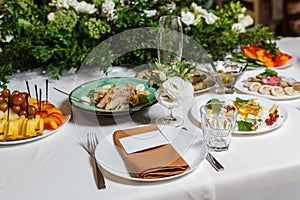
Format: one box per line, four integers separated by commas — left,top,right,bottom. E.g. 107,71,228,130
155,76,194,109
146,60,197,86
0,0,280,88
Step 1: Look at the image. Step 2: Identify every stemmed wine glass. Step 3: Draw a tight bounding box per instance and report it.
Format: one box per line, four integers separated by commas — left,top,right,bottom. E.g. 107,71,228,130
158,15,183,69
156,15,184,127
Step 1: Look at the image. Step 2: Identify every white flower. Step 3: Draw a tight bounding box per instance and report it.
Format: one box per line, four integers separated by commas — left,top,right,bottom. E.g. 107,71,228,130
181,11,195,26
143,9,157,18
190,2,198,11
167,2,176,11
232,23,246,33
47,12,55,21
67,0,78,7
56,0,69,9
237,14,245,22
156,76,194,108
241,7,247,13
239,15,254,28
56,0,78,8
232,15,253,33
156,87,180,108
75,1,97,14
190,3,218,25
203,12,218,24
2,35,14,43
102,0,116,21
191,4,208,15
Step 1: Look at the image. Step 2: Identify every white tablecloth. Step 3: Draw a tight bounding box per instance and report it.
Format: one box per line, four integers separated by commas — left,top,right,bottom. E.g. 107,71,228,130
1,37,300,200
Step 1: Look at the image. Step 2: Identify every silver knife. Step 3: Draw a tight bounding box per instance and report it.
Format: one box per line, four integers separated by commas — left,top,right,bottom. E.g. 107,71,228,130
206,152,224,172
181,127,224,172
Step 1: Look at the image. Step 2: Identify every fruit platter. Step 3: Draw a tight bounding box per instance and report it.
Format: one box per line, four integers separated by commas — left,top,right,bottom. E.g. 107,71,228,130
0,88,70,144
235,69,300,100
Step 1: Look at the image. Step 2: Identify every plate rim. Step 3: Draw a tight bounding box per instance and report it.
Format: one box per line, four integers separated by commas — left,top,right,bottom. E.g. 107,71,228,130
69,77,157,116
247,54,296,70
191,94,288,135
235,69,300,100
0,102,71,145
95,125,207,182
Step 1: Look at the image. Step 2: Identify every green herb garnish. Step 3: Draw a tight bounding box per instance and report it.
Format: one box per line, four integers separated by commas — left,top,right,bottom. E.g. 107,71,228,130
206,98,222,114
235,97,249,103
206,98,221,104
260,69,278,77
237,120,253,131
138,94,149,105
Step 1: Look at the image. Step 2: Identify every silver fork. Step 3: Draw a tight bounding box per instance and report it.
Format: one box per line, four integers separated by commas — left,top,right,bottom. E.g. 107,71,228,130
87,133,106,189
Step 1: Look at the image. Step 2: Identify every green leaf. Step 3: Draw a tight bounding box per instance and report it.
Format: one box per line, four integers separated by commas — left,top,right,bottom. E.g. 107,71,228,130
235,97,249,103
17,2,27,10
206,98,221,104
237,120,252,131
138,94,149,105
206,98,222,114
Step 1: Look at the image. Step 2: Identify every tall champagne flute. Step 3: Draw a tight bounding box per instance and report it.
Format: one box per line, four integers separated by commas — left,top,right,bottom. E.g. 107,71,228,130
158,15,183,70
157,15,184,127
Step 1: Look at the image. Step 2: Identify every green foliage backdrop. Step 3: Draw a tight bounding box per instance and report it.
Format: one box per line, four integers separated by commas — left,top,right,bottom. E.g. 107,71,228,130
0,0,279,87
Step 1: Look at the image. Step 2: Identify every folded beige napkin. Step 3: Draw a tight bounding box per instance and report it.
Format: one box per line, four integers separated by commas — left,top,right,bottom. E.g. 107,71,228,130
113,124,190,179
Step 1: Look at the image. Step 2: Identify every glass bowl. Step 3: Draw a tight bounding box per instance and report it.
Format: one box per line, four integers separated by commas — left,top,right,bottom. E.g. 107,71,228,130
214,61,247,93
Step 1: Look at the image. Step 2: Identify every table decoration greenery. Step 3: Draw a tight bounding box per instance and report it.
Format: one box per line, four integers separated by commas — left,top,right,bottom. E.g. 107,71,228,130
0,0,280,88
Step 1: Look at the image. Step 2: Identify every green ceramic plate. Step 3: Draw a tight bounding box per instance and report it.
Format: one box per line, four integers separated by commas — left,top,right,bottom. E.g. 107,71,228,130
69,77,157,116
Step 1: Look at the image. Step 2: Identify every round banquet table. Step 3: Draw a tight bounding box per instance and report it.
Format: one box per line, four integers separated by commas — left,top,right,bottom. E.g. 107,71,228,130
1,37,300,200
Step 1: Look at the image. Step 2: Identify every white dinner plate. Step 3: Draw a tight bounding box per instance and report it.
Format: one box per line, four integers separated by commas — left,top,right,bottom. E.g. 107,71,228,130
235,69,300,100
191,94,288,135
247,54,296,70
95,125,206,181
0,102,71,145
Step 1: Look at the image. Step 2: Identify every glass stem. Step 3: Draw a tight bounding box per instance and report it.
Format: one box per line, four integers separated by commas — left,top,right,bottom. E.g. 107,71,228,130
166,107,176,121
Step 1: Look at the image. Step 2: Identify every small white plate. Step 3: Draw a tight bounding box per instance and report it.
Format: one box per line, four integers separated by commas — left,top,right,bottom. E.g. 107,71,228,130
0,102,71,145
191,94,288,135
235,69,300,100
95,125,206,181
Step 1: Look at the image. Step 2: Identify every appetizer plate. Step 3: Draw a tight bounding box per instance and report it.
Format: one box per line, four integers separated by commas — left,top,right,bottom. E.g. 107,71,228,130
235,69,300,100
95,125,206,181
0,102,71,145
247,54,296,70
191,69,216,94
69,77,157,116
191,94,288,135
